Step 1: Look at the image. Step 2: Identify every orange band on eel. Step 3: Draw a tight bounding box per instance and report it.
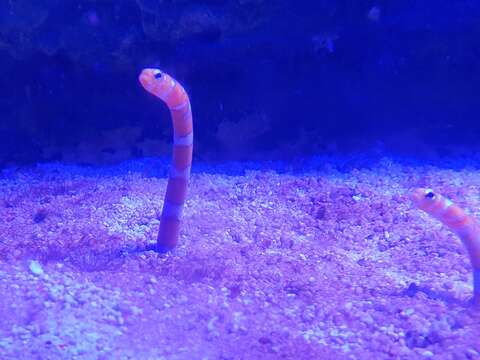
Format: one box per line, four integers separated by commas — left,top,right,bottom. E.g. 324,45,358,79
139,69,193,252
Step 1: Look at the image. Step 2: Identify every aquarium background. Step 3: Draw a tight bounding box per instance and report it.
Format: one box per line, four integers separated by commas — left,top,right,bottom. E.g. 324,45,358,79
2,2,480,359
1,0,479,166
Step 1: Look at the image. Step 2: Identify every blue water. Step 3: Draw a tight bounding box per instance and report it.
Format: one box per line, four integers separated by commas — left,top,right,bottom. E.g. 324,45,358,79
0,1,479,166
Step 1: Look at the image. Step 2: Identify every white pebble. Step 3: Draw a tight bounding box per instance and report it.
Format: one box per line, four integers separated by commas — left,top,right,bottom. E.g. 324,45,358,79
29,261,44,276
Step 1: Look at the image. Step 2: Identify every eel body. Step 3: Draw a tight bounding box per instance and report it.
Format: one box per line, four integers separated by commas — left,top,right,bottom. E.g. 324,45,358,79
411,188,480,304
139,68,193,252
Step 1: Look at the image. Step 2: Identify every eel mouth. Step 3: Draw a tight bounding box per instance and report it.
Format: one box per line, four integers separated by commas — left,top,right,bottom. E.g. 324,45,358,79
410,188,429,205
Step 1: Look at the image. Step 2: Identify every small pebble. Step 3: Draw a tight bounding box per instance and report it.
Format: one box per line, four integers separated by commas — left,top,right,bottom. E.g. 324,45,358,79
29,261,44,276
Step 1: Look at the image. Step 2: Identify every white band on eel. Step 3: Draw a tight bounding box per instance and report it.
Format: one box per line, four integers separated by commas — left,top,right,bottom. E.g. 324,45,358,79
169,166,191,179
162,201,184,220
171,99,189,111
174,132,194,146
162,79,176,100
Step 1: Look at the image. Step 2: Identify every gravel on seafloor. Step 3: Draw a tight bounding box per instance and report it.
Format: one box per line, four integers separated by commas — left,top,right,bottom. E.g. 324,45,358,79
0,156,479,359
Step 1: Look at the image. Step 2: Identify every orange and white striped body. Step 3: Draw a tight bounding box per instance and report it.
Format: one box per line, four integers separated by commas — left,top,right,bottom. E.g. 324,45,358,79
411,188,480,302
139,69,193,252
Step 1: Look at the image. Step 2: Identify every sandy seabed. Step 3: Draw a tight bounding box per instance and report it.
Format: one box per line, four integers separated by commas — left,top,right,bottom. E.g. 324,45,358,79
0,155,479,359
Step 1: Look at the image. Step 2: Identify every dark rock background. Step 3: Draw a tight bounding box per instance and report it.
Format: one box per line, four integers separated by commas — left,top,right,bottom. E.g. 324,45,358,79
1,0,479,165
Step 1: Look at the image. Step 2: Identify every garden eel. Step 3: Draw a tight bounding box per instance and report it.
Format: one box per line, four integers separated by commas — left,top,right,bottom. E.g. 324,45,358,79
139,68,193,252
411,188,480,305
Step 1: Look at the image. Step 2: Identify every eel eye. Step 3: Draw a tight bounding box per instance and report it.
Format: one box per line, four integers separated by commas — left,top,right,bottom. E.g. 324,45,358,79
425,192,435,199
154,72,163,79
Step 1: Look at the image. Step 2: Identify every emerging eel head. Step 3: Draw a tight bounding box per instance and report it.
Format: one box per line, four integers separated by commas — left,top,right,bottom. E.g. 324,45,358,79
139,68,161,87
139,68,172,101
410,188,438,211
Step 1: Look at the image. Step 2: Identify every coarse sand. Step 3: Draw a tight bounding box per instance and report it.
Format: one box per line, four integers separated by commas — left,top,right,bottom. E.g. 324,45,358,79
0,155,479,359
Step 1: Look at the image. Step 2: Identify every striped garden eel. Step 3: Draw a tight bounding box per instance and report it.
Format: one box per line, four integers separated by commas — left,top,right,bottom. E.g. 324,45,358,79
411,188,480,305
139,68,193,252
